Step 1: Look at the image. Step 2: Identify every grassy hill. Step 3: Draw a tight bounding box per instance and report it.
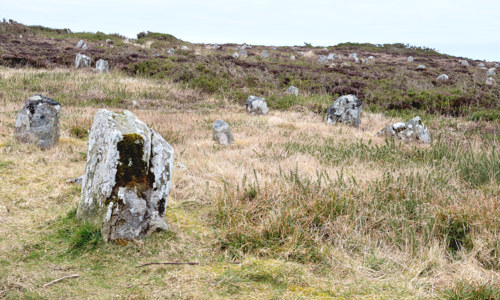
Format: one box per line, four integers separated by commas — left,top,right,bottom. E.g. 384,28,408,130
0,20,499,299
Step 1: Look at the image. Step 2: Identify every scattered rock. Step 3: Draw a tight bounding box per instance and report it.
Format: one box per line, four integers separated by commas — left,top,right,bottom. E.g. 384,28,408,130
245,96,268,115
213,120,234,145
239,50,248,58
261,50,269,58
95,59,109,73
232,52,239,58
377,116,430,143
416,64,426,71
168,48,175,55
14,95,61,149
486,77,495,86
326,94,362,127
286,86,299,96
487,68,496,76
459,59,469,67
75,53,91,68
77,110,174,242
407,56,414,62
66,176,83,185
436,74,449,81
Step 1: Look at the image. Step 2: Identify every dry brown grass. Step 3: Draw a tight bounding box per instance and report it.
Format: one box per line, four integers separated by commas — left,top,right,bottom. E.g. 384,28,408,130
0,68,498,299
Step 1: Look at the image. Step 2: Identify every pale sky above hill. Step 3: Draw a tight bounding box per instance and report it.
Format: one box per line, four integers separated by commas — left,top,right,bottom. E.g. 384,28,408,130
2,0,499,61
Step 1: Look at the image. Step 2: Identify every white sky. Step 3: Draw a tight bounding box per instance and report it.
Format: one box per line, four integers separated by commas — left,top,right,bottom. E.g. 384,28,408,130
2,0,500,61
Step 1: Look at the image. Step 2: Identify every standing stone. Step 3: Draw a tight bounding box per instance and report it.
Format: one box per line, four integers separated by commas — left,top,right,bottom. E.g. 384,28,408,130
326,94,362,127
168,48,175,55
487,68,496,76
246,96,268,115
459,59,469,67
75,53,91,68
349,53,358,59
477,62,485,67
286,86,299,96
181,45,189,50
213,120,234,145
318,55,329,63
327,53,335,60
95,59,109,73
436,74,449,81
239,50,248,58
407,56,414,62
377,116,430,143
14,95,61,149
261,50,269,58
77,110,173,242
76,40,86,49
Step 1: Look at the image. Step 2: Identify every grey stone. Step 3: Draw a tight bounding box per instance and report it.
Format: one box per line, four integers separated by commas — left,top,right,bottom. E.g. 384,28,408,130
232,52,239,58
105,39,112,43
75,53,91,68
377,116,430,143
326,94,362,127
436,74,449,81
407,56,414,62
168,48,175,55
290,55,296,60
318,55,329,63
487,68,496,76
82,43,88,50
477,62,485,67
246,95,268,115
459,59,469,67
416,64,426,70
213,43,221,49
286,86,299,96
261,50,269,58
239,50,248,58
14,95,61,149
486,77,495,86
95,59,109,73
349,53,358,59
213,120,234,145
77,110,173,242
327,53,335,60
76,40,86,49
181,45,189,50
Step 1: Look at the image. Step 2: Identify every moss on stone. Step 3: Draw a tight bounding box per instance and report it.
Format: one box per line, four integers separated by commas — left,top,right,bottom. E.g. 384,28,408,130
115,133,152,192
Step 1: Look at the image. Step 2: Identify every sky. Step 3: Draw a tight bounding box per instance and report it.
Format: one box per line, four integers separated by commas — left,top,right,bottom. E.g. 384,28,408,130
2,0,500,61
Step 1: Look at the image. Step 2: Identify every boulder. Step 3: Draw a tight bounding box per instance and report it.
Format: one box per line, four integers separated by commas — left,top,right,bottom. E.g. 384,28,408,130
286,86,299,96
245,96,268,115
416,64,426,70
261,50,269,58
213,120,234,145
487,68,496,76
326,94,362,127
459,59,469,67
377,116,430,143
486,77,495,86
239,50,248,58
75,53,91,68
14,95,61,149
436,74,449,81
95,59,109,73
77,110,173,242
407,56,414,62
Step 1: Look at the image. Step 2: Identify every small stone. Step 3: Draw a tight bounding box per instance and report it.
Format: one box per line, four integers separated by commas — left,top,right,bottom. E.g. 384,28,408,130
232,52,239,58
14,95,61,149
318,55,329,63
66,176,83,185
349,53,358,59
105,39,112,43
95,59,109,73
181,45,189,50
82,43,88,50
436,74,449,81
326,94,362,127
168,48,175,55
486,77,495,86
213,120,234,145
477,62,485,67
459,59,469,67
327,53,335,60
76,40,85,48
290,55,296,60
487,68,496,76
75,53,91,68
286,86,299,96
131,100,139,109
261,50,269,58
246,96,268,115
407,56,414,62
239,50,248,58
377,116,430,143
416,64,426,70
213,43,221,49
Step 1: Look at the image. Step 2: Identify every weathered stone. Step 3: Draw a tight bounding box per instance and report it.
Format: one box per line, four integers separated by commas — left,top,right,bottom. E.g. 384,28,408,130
82,43,88,50
318,55,329,63
459,59,469,67
436,74,449,81
14,95,61,149
168,48,175,55
290,55,296,60
416,64,426,70
95,59,109,73
76,40,86,49
486,77,495,86
349,53,358,59
232,52,239,58
213,43,221,49
326,94,362,127
181,45,189,50
75,53,91,68
77,110,173,242
246,96,268,115
213,120,234,145
407,56,414,62
377,116,430,143
239,50,248,58
286,86,299,96
327,53,335,60
487,68,496,76
261,50,269,58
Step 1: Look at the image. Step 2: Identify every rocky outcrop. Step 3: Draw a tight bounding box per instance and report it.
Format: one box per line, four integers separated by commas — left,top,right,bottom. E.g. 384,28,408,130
77,110,173,242
286,86,299,96
14,95,61,149
377,116,430,143
246,96,268,115
95,59,109,73
326,95,362,127
75,53,91,68
213,120,234,145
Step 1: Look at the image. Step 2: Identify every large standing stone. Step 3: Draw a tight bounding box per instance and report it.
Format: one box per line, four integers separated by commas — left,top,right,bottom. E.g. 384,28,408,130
95,59,109,73
246,96,268,115
77,110,173,242
326,95,362,127
286,86,299,96
75,53,91,68
377,116,430,143
213,120,234,145
14,95,61,149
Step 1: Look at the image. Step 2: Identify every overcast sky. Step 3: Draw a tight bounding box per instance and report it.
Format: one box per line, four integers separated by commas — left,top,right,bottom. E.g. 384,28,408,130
2,0,499,61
